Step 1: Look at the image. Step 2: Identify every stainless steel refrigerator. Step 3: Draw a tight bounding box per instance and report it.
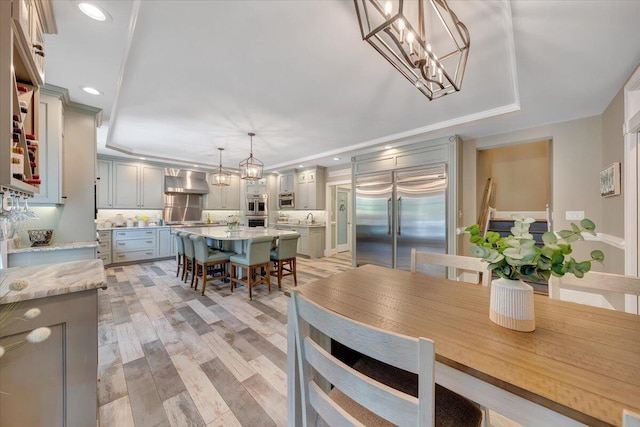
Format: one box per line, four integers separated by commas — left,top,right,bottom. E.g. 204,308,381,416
355,165,447,275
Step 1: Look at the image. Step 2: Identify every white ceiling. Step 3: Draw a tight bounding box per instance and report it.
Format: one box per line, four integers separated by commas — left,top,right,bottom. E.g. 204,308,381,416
44,0,640,172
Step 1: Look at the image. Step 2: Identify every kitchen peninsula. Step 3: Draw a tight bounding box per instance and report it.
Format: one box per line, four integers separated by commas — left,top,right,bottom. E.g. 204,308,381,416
0,259,107,426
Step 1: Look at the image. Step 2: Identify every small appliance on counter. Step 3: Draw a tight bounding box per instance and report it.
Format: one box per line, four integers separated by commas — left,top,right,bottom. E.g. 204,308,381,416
115,214,124,227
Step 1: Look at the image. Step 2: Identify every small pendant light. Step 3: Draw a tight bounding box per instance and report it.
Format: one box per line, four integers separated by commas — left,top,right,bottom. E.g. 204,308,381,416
239,132,263,181
211,147,231,186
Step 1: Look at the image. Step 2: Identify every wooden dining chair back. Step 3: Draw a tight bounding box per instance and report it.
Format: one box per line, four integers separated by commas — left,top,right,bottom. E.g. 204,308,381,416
180,232,196,287
173,232,185,278
229,235,273,300
189,234,231,296
270,232,300,289
549,271,640,312
290,288,436,426
411,249,491,286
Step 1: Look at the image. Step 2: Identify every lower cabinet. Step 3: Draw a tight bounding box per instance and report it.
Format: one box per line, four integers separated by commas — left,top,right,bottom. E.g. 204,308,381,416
274,225,325,258
157,228,175,257
97,230,111,265
112,229,157,263
0,289,99,427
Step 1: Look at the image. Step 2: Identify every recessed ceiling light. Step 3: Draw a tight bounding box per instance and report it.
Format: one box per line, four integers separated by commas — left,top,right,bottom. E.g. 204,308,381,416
78,2,111,21
139,157,145,160
82,86,101,95
333,157,341,161
384,145,393,149
299,165,304,168
193,165,199,167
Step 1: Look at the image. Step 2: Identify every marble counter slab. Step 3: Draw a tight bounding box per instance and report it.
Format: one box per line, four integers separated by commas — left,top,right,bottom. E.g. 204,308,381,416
97,225,173,231
270,222,326,228
0,259,107,304
175,226,297,241
8,241,98,254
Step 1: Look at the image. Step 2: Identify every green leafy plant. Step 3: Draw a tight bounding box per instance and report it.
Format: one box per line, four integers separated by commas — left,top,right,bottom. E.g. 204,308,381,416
466,215,604,281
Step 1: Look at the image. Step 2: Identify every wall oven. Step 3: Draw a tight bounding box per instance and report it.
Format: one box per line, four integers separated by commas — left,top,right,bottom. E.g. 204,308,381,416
245,217,267,228
278,192,295,209
246,194,268,216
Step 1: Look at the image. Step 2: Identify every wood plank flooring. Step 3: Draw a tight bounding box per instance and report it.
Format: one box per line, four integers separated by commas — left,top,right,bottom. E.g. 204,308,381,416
98,253,353,427
98,252,520,427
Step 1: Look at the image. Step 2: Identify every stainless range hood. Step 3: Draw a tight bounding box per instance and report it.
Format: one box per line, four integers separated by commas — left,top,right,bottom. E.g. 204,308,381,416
163,168,208,223
164,168,209,194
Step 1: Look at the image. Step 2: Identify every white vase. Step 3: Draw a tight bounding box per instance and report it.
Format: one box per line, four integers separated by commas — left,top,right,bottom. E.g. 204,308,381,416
489,277,535,332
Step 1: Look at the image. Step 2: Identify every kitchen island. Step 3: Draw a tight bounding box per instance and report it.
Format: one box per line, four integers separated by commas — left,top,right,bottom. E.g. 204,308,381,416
0,259,107,427
175,226,298,254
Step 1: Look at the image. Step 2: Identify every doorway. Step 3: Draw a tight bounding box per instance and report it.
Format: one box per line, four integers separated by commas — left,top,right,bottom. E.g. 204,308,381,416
336,187,351,252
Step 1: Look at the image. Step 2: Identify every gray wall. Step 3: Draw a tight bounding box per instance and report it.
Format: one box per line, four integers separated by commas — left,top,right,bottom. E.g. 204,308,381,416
462,114,624,274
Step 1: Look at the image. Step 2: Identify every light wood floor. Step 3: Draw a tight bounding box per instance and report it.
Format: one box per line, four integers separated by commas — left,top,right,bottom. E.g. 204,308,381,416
97,253,520,427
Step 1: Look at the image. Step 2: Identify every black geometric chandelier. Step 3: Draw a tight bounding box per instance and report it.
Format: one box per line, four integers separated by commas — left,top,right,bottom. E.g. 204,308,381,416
354,0,470,100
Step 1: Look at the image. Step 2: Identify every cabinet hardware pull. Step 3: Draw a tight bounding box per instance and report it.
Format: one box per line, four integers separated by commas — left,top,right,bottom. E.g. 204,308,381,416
118,255,125,258
146,252,153,255
146,231,153,234
146,240,153,243
118,242,125,245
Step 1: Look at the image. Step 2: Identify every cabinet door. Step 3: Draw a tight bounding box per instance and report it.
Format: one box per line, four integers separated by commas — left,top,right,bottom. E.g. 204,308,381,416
33,94,64,204
140,165,163,208
297,181,309,209
113,162,139,208
96,160,112,208
279,173,294,193
206,185,222,209
221,175,240,209
158,228,171,257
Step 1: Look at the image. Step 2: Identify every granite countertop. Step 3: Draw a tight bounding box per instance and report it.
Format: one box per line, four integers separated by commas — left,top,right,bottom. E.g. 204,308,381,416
97,223,227,231
270,222,326,228
8,241,99,254
0,259,107,304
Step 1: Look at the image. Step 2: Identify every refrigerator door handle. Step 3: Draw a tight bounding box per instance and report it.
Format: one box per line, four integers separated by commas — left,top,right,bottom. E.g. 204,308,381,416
397,196,402,236
387,197,392,235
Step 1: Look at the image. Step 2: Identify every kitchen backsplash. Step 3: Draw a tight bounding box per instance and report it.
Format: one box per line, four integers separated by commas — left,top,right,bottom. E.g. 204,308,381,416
277,210,326,223
202,210,241,223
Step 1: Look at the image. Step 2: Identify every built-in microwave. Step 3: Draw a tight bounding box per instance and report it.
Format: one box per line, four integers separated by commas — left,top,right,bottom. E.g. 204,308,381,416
279,192,295,209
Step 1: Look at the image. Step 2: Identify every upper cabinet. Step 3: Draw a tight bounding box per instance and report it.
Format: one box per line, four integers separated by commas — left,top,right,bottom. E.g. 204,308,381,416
206,174,240,210
245,177,267,195
108,161,164,209
32,91,63,204
96,159,112,208
279,172,295,193
1,0,54,194
296,166,326,210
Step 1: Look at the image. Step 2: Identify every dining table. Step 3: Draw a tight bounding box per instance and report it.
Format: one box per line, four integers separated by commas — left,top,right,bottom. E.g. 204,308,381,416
287,264,640,427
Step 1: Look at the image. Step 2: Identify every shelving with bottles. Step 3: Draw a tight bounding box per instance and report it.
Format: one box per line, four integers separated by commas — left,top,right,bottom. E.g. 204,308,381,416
1,0,53,195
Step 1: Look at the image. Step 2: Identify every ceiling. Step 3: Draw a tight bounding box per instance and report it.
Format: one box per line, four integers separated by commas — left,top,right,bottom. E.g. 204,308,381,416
44,0,640,172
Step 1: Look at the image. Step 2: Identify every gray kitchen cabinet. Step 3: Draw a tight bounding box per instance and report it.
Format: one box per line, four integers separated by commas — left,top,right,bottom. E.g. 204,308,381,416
33,92,65,204
157,228,173,257
246,177,267,195
112,228,157,263
296,166,326,210
273,224,324,258
206,174,240,209
97,230,112,265
96,159,112,208
279,172,295,193
112,162,164,209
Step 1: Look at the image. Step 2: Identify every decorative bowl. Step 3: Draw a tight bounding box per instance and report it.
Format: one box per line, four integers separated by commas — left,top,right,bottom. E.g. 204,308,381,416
28,229,53,246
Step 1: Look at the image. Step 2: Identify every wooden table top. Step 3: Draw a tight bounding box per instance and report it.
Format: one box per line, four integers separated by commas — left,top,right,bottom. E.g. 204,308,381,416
296,264,640,427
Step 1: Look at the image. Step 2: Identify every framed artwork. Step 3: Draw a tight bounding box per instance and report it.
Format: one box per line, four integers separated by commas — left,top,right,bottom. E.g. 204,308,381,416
600,162,621,197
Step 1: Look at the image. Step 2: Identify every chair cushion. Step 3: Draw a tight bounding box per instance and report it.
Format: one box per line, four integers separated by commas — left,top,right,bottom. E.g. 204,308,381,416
205,250,230,263
350,356,483,427
230,252,249,265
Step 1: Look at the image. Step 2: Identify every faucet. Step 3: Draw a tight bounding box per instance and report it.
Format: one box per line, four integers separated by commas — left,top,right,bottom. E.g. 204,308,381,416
306,213,314,224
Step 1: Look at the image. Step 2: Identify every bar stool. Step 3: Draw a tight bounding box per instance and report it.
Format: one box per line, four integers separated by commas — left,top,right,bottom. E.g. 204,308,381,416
270,232,300,289
180,232,196,287
173,232,185,278
190,234,232,295
229,235,273,300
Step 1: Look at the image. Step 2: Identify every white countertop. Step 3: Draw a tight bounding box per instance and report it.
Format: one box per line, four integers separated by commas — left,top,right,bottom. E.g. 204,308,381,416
8,241,99,254
175,226,298,241
271,222,326,228
97,223,227,231
0,259,107,304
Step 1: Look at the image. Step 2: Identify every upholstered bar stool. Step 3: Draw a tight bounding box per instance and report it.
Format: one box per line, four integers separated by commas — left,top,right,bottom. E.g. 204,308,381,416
270,232,300,289
229,235,273,300
173,231,185,278
190,234,232,295
180,232,196,287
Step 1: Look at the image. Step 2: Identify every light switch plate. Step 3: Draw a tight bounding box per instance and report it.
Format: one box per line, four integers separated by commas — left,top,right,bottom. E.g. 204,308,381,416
565,211,585,220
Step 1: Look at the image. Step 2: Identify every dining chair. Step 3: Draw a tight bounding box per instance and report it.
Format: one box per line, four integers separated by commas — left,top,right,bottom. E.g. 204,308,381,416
549,270,640,312
290,288,483,427
624,409,640,427
189,234,232,296
173,231,185,278
270,232,300,289
411,249,491,286
229,235,273,300
180,232,196,287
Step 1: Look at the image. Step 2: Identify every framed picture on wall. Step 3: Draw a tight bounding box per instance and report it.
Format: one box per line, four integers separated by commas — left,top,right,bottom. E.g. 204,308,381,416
600,162,621,197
